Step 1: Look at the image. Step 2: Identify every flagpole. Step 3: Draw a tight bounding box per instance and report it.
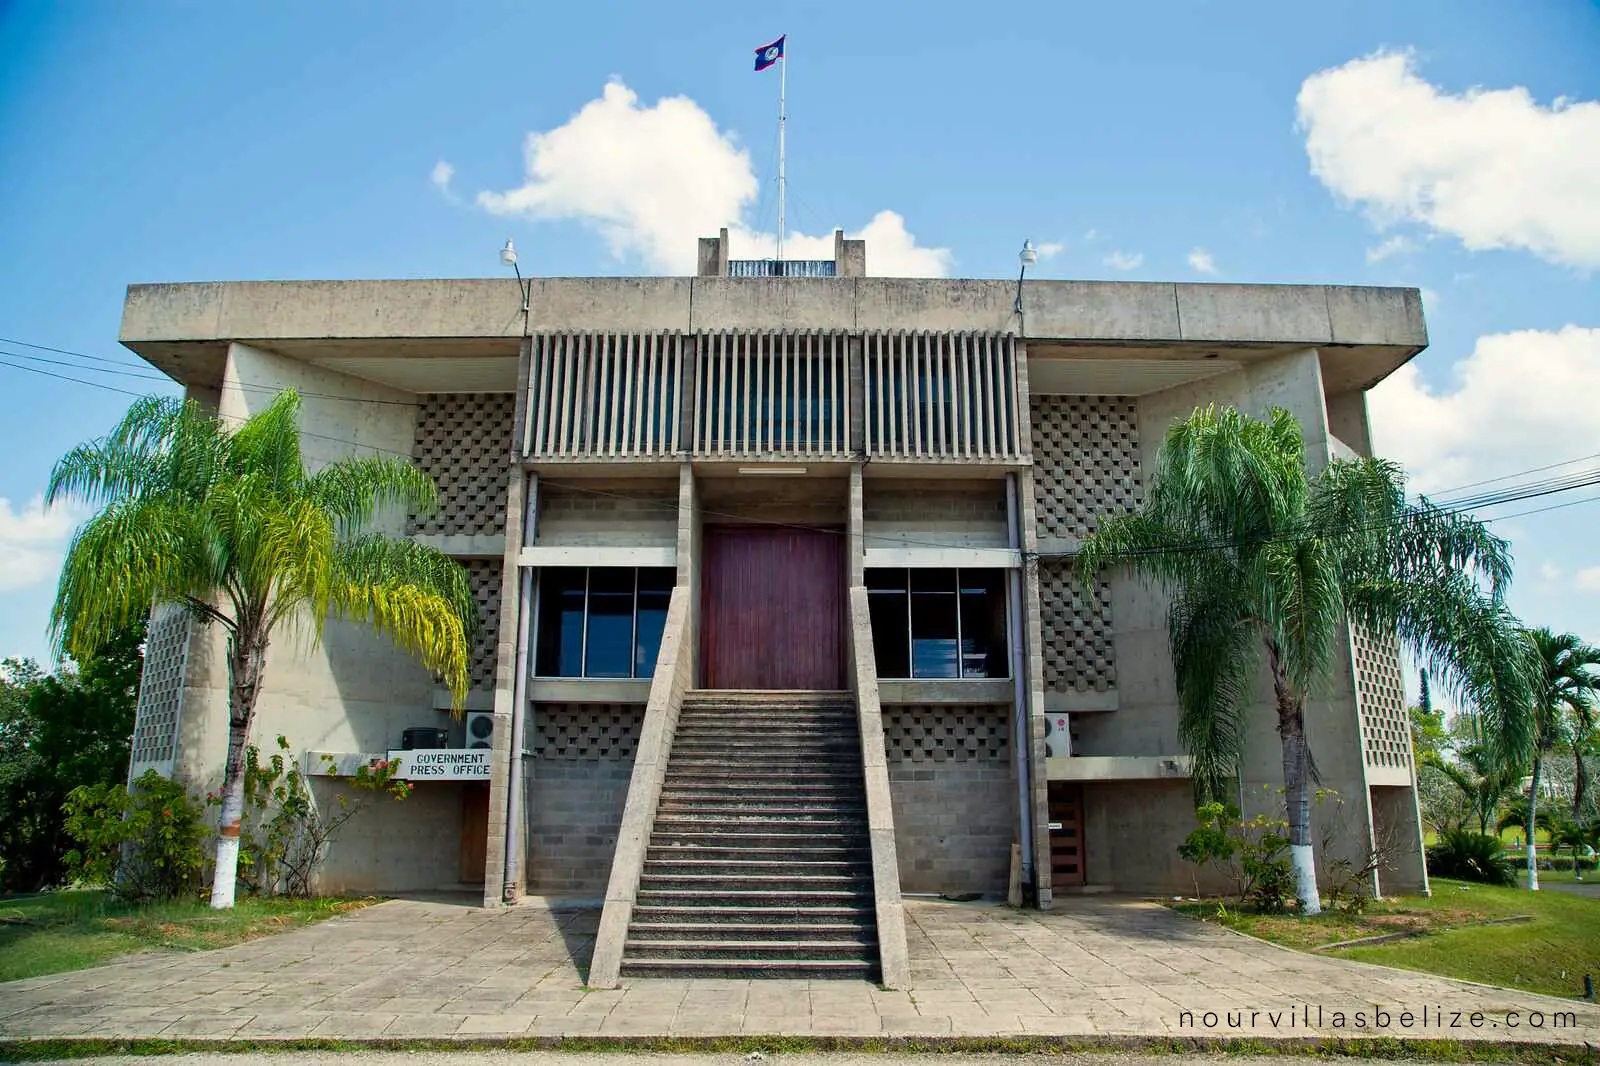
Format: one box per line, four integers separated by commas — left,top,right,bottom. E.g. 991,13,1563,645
777,40,786,263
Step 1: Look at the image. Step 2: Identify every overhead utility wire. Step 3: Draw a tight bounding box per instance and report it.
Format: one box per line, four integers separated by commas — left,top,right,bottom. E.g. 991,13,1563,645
5,355,1598,558
0,334,422,408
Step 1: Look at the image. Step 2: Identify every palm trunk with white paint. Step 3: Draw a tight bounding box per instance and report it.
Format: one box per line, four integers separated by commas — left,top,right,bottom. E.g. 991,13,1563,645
1272,649,1321,915
1525,754,1541,892
210,630,266,909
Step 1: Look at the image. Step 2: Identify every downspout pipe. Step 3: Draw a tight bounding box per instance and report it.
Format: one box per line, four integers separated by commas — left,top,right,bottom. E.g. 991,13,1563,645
1005,474,1036,896
502,475,537,900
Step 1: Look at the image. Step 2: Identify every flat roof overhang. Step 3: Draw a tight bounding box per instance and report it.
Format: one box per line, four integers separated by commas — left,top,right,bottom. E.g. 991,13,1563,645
121,277,1426,397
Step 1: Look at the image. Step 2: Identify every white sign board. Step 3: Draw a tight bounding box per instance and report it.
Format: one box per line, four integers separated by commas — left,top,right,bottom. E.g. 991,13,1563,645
387,749,491,781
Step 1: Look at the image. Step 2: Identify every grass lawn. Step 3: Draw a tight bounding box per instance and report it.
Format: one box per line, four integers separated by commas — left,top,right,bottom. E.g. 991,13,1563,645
1173,877,1600,1000
0,890,377,983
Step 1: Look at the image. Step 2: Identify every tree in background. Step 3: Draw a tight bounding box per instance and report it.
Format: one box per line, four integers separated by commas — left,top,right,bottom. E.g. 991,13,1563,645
1513,628,1600,891
47,391,476,909
0,620,145,891
1077,405,1532,914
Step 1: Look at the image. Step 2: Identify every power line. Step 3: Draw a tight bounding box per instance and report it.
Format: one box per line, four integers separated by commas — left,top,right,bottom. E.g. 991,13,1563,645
1433,451,1600,501
0,333,422,408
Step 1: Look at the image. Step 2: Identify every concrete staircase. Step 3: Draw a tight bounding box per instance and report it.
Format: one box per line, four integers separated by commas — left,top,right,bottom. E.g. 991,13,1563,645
619,690,879,980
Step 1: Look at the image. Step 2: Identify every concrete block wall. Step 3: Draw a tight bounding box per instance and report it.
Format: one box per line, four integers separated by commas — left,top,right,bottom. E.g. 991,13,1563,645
525,702,644,895
312,778,470,894
536,481,678,547
883,704,1014,895
408,393,515,537
861,481,1008,550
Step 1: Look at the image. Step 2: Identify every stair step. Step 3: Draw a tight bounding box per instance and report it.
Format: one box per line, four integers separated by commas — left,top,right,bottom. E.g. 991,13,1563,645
644,858,865,872
659,777,864,784
631,904,873,923
650,831,866,847
624,939,876,961
643,845,870,857
636,888,872,905
624,947,876,973
640,871,869,887
624,921,872,939
652,814,865,827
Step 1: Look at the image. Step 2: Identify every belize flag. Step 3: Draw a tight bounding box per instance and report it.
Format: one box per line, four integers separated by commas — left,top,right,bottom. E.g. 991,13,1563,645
754,35,785,72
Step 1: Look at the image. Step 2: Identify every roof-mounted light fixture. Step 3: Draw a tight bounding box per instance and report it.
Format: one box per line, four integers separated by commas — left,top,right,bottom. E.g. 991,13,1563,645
1014,239,1037,318
501,238,531,317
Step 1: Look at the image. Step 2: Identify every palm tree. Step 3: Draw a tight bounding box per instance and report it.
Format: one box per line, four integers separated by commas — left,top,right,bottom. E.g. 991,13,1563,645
1077,405,1532,915
1515,629,1600,891
48,392,476,908
1434,743,1521,835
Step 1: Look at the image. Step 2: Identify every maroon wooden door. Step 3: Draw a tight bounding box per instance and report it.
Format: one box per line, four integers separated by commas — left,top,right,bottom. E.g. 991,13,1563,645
701,526,845,689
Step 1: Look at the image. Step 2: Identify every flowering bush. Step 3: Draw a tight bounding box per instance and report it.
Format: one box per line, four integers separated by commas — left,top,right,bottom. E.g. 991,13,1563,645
223,736,410,898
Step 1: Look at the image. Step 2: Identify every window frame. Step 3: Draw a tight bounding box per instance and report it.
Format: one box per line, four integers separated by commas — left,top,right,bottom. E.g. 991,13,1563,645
531,566,671,680
865,566,1011,681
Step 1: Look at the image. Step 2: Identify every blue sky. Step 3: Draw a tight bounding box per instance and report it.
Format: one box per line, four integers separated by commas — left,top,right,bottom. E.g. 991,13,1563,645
2,0,1597,697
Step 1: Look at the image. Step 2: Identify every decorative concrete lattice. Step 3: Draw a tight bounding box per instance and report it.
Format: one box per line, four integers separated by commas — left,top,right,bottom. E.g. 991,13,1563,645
883,705,1008,763
466,559,502,691
1353,623,1411,771
409,393,516,537
1029,396,1141,540
1037,559,1116,693
128,603,191,776
534,704,645,759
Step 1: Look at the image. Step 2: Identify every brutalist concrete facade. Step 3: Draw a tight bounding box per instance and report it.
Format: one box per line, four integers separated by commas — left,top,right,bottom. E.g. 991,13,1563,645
117,232,1431,907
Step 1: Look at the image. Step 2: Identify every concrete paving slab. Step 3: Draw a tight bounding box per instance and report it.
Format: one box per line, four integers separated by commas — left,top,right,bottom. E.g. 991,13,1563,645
1,895,1597,1048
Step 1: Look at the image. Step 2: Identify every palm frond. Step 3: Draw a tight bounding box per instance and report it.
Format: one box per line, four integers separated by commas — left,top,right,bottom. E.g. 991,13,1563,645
327,535,477,704
1168,581,1258,801
305,455,441,534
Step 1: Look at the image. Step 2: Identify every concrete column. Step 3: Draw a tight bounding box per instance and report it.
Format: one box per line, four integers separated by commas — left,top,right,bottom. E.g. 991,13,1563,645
1016,468,1053,909
483,468,527,906
675,462,700,682
848,336,866,455
848,463,865,586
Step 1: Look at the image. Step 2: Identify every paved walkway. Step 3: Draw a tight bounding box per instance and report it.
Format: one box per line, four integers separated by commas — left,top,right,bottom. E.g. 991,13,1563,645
1,898,1595,1044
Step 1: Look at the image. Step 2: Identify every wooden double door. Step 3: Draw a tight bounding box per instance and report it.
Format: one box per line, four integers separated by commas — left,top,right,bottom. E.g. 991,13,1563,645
700,526,846,690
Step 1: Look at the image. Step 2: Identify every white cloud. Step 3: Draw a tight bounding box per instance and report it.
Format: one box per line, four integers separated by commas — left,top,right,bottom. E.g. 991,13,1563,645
1297,50,1600,268
1035,241,1066,260
1365,234,1417,263
1103,250,1143,271
1578,567,1600,592
1369,326,1600,496
1539,562,1562,582
1187,248,1218,275
0,495,80,593
430,160,459,203
475,80,951,276
1082,228,1100,242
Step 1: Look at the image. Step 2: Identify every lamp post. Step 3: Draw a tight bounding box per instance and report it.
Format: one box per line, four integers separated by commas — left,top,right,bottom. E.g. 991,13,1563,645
501,239,531,315
1014,239,1038,317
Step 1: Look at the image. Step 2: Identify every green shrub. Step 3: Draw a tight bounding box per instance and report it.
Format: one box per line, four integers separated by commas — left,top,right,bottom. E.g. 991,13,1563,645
1177,801,1298,912
61,770,207,901
1426,828,1515,886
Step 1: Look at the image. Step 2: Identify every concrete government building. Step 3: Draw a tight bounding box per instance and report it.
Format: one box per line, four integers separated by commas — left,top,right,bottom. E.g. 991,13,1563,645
117,229,1429,985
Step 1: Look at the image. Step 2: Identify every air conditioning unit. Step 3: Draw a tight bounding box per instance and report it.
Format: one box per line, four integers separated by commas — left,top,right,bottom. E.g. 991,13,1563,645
1043,714,1071,758
464,711,495,750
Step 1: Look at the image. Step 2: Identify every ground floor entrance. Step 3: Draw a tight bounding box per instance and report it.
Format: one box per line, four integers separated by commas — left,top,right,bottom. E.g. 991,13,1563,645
700,525,846,689
1048,781,1086,889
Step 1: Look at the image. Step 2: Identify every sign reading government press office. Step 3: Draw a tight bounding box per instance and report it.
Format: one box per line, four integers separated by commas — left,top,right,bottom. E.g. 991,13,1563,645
386,749,491,780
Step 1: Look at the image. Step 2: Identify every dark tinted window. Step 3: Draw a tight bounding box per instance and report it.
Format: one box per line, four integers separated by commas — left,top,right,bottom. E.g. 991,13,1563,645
584,569,635,678
634,568,674,676
959,569,1008,678
910,568,960,678
534,568,586,677
866,570,910,680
